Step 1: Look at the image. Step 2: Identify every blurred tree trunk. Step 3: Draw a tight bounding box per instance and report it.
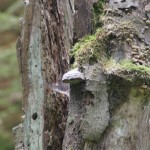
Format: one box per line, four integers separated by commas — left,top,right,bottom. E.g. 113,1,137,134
13,0,150,150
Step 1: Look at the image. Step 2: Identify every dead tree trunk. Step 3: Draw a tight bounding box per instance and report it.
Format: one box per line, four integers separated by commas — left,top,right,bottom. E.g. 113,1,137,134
13,0,150,150
13,0,72,149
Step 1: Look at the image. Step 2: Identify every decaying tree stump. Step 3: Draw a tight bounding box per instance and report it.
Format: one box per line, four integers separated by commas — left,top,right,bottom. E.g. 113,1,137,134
13,0,150,150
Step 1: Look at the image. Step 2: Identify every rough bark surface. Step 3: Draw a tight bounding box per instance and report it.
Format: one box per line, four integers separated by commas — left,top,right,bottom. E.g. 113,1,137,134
14,0,71,149
14,0,150,150
74,0,98,41
63,0,150,150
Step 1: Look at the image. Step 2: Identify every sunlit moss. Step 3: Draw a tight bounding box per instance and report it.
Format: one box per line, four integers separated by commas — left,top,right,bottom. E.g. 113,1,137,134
120,60,150,73
105,59,150,74
72,28,108,67
72,18,138,67
105,59,150,85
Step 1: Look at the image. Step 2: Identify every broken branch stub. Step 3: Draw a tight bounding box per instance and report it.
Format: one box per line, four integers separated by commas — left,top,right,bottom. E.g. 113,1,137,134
62,68,85,84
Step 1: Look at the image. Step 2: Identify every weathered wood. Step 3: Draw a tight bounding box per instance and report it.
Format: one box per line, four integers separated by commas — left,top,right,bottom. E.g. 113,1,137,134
74,0,98,41
12,123,23,150
22,1,45,149
15,0,100,148
14,0,71,149
63,0,150,149
13,0,150,150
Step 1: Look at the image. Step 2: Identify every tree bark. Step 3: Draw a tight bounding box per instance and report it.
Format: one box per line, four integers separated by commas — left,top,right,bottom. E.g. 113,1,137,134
14,0,71,149
13,0,150,150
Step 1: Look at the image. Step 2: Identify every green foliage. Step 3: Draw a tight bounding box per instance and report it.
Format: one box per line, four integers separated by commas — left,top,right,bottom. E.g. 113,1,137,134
93,0,105,28
6,0,23,16
0,44,21,106
0,131,14,150
0,1,22,149
0,44,22,150
0,13,19,32
0,45,19,78
0,0,18,12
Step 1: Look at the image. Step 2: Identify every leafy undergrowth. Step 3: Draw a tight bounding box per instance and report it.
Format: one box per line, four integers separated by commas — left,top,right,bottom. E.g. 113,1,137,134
0,43,22,150
0,13,19,33
0,0,23,149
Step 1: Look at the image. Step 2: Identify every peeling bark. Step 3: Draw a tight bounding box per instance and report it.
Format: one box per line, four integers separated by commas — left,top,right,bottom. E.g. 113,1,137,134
14,0,71,149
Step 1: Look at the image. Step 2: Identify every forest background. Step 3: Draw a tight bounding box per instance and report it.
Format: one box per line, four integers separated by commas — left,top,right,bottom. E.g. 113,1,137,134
0,0,23,149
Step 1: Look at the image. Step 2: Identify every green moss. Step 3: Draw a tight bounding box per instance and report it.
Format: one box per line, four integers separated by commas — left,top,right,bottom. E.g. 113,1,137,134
72,0,140,67
92,0,105,28
73,35,96,53
120,60,150,74
105,59,150,75
105,59,150,85
72,28,107,66
72,19,137,67
72,34,96,66
72,1,120,66
111,120,124,129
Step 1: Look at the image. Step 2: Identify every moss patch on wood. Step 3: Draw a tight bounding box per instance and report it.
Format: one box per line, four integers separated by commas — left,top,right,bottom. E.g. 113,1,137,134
72,17,138,67
120,60,150,74
72,28,109,67
105,59,150,85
